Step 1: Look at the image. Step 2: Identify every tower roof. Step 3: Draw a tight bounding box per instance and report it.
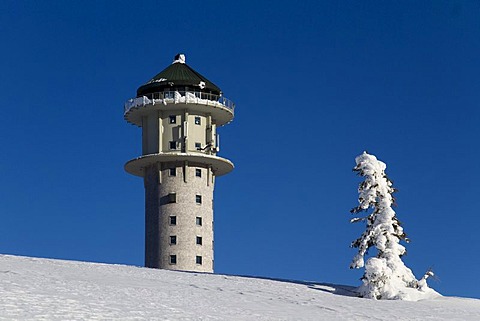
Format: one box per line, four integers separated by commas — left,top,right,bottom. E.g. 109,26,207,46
136,54,222,97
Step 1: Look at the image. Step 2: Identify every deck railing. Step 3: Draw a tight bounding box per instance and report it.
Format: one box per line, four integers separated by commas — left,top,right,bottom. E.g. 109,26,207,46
124,91,235,115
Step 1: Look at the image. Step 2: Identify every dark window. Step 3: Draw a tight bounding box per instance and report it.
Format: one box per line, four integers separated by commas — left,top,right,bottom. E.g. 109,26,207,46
195,142,201,150
169,216,177,225
196,217,202,226
196,236,202,245
170,255,177,264
169,168,176,176
170,236,177,245
195,168,202,177
169,115,176,124
194,116,201,125
196,256,202,265
196,195,202,204
168,193,176,203
169,141,177,150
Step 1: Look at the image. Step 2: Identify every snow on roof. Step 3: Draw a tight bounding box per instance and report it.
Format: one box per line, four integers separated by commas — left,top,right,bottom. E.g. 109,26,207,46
136,54,222,97
172,53,186,64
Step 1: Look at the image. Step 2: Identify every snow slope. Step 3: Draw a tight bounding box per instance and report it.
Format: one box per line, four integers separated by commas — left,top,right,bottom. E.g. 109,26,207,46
0,255,478,320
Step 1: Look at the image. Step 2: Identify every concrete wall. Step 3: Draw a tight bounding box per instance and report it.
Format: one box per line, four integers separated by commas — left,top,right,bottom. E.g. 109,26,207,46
142,112,217,155
160,111,184,152
142,113,160,155
144,163,215,272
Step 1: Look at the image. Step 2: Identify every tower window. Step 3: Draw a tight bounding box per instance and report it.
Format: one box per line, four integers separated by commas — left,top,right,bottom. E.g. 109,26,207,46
170,255,177,264
196,195,202,204
194,116,201,125
196,236,202,245
168,193,176,203
196,217,202,226
169,115,176,124
195,142,201,150
195,168,202,177
169,168,176,176
169,141,177,150
170,236,177,245
196,256,202,265
169,216,177,225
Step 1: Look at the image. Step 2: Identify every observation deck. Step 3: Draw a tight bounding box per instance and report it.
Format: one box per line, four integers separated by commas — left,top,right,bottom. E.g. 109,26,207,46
124,91,235,127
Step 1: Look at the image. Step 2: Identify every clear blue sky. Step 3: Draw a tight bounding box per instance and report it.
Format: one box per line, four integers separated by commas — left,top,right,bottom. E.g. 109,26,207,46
1,1,479,299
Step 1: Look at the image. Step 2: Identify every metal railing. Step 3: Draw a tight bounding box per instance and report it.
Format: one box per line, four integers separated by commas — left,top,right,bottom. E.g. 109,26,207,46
124,91,235,115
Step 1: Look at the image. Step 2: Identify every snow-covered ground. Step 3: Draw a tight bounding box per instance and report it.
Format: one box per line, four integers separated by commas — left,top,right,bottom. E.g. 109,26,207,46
0,255,478,320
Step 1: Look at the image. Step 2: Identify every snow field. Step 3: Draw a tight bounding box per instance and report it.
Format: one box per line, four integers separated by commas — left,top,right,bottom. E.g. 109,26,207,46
0,255,479,320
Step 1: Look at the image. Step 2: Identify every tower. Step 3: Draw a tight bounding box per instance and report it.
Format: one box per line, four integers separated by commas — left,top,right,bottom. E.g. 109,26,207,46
124,54,234,272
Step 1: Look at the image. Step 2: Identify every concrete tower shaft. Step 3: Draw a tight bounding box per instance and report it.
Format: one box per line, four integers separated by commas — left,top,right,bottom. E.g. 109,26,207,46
124,54,234,272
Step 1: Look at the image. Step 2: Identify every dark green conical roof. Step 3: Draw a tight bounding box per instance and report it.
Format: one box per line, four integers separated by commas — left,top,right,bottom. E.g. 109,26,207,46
136,54,222,97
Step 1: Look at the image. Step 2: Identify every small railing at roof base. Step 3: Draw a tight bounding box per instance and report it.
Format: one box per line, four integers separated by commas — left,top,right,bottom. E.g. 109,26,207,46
124,91,235,115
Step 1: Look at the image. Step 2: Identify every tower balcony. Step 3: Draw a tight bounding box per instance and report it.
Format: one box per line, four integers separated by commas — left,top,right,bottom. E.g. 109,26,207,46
124,91,235,127
125,152,234,177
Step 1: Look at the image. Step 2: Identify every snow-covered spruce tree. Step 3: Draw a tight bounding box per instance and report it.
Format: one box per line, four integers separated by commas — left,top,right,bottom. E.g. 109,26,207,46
349,152,437,300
